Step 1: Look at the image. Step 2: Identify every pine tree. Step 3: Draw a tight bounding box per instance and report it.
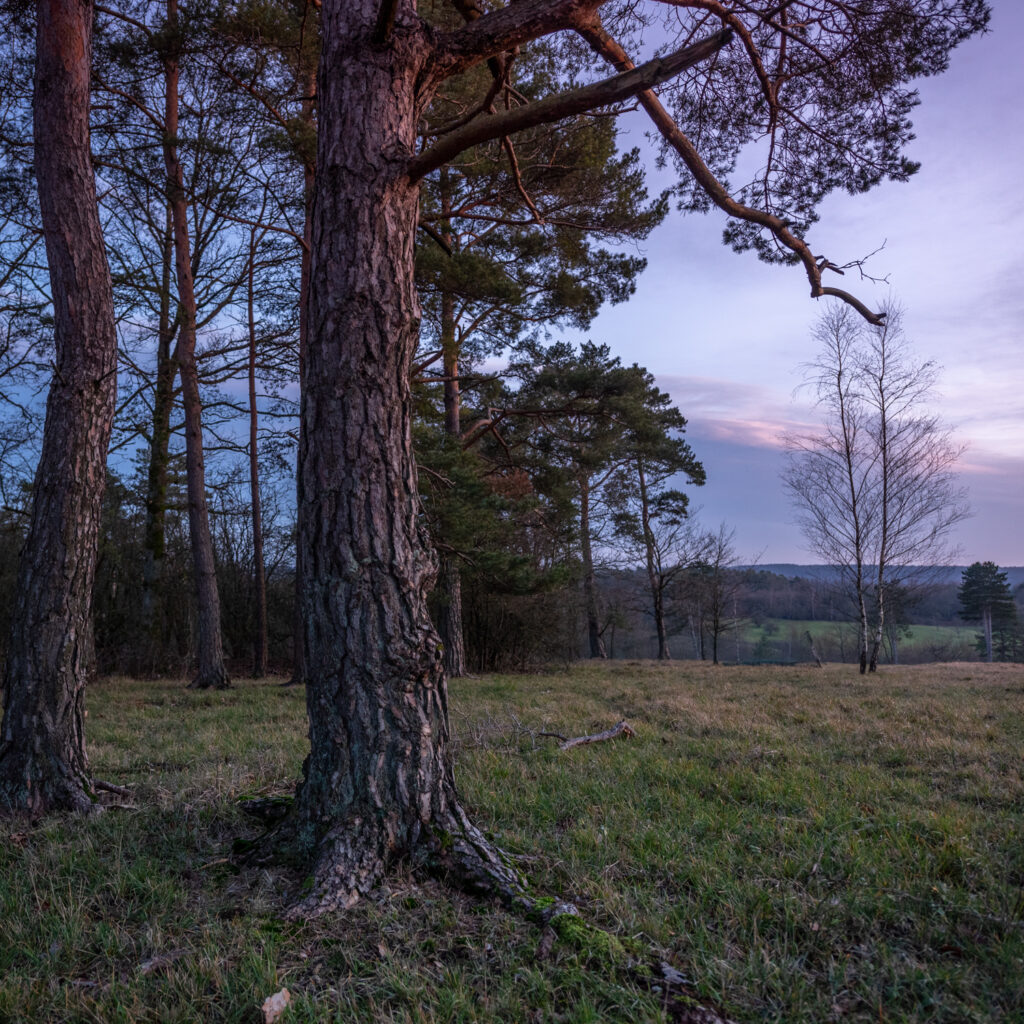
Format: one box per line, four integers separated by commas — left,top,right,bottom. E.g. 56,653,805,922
958,562,1019,663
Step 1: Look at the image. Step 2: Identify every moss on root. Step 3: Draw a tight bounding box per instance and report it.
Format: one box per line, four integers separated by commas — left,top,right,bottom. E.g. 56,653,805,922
547,912,625,961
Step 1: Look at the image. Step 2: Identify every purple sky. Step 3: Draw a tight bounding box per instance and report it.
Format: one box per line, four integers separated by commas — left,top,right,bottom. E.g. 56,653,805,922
584,0,1024,565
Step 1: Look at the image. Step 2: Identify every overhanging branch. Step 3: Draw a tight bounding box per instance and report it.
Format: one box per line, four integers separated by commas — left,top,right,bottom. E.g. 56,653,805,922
409,28,732,182
573,13,884,325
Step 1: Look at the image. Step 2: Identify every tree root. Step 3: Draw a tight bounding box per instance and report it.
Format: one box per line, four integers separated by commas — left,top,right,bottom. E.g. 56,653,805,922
238,794,736,1022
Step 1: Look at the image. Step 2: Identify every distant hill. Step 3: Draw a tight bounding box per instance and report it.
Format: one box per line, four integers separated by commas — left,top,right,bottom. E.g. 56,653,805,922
749,565,1024,588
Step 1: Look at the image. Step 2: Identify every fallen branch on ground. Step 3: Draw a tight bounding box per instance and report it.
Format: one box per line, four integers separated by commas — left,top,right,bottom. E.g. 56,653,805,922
558,720,635,750
94,779,132,797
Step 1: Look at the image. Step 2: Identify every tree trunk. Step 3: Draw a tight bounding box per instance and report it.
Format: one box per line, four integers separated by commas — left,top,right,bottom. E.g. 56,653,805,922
141,206,177,665
868,599,883,673
248,225,269,678
291,0,520,914
0,0,117,815
429,167,466,678
983,606,993,663
285,70,317,689
438,556,466,679
162,0,229,690
436,248,466,676
857,586,869,674
638,461,670,660
579,479,606,659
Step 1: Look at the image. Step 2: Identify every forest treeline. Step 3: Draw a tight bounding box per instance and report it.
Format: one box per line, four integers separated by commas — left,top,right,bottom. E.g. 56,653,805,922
0,0,1010,690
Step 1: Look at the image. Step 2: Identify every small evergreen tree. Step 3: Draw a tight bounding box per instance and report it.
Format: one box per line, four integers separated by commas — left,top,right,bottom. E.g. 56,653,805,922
958,562,1018,663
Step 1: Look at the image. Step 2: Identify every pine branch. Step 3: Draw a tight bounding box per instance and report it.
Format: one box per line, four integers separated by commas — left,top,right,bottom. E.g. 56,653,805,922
409,29,732,181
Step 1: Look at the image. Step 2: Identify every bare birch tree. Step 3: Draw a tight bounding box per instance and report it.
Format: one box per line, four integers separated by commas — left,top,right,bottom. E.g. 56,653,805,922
784,303,969,672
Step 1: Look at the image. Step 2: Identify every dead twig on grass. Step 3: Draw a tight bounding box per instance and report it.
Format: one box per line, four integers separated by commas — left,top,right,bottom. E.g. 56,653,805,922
559,720,635,750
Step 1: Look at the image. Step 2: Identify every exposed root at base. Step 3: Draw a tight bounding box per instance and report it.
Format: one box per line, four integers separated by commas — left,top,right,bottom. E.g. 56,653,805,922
255,802,736,1023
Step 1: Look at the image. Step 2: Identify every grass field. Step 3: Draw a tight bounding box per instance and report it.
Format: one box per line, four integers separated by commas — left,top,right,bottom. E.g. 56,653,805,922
732,620,978,664
1,662,1022,1022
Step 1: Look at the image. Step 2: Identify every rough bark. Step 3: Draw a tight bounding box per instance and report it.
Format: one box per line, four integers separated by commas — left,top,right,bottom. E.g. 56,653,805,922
291,0,520,914
247,225,269,678
579,479,607,659
0,0,117,815
162,0,229,690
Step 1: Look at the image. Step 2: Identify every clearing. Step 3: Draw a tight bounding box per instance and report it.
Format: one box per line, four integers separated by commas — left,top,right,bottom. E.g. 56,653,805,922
1,661,1021,1022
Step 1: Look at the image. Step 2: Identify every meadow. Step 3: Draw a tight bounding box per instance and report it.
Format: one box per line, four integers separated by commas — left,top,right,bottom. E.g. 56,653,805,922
1,661,1021,1022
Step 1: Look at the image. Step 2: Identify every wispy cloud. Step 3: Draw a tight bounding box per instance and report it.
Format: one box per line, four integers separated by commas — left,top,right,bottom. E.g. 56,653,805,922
657,373,817,449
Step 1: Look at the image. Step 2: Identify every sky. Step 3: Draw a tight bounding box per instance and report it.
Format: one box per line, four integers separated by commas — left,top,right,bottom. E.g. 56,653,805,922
580,0,1024,566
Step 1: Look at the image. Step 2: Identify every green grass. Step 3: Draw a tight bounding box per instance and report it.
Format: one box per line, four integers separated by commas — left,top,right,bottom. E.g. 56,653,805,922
1,662,1022,1022
740,619,978,663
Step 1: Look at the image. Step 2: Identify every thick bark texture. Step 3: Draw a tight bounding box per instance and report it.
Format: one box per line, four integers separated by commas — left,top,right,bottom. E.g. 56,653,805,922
292,0,519,913
162,0,229,690
0,0,117,815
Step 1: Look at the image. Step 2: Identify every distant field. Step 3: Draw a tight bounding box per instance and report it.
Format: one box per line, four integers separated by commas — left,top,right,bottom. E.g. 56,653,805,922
1,662,1022,1022
730,619,980,664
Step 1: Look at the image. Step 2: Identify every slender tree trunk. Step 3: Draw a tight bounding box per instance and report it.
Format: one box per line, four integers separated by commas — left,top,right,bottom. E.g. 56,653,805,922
0,0,117,815
438,556,465,678
292,0,520,914
142,206,177,657
579,479,606,659
436,267,467,675
248,225,269,678
286,70,318,687
162,1,229,690
869,582,884,673
857,585,869,674
638,461,670,660
430,168,466,678
983,606,993,663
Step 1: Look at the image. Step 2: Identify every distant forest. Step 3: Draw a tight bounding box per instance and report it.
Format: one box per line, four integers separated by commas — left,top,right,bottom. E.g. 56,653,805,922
577,565,1024,667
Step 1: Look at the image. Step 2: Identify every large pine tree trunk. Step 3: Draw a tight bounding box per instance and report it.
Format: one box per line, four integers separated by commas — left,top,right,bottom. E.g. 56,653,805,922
291,0,519,914
162,0,229,690
0,0,117,815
